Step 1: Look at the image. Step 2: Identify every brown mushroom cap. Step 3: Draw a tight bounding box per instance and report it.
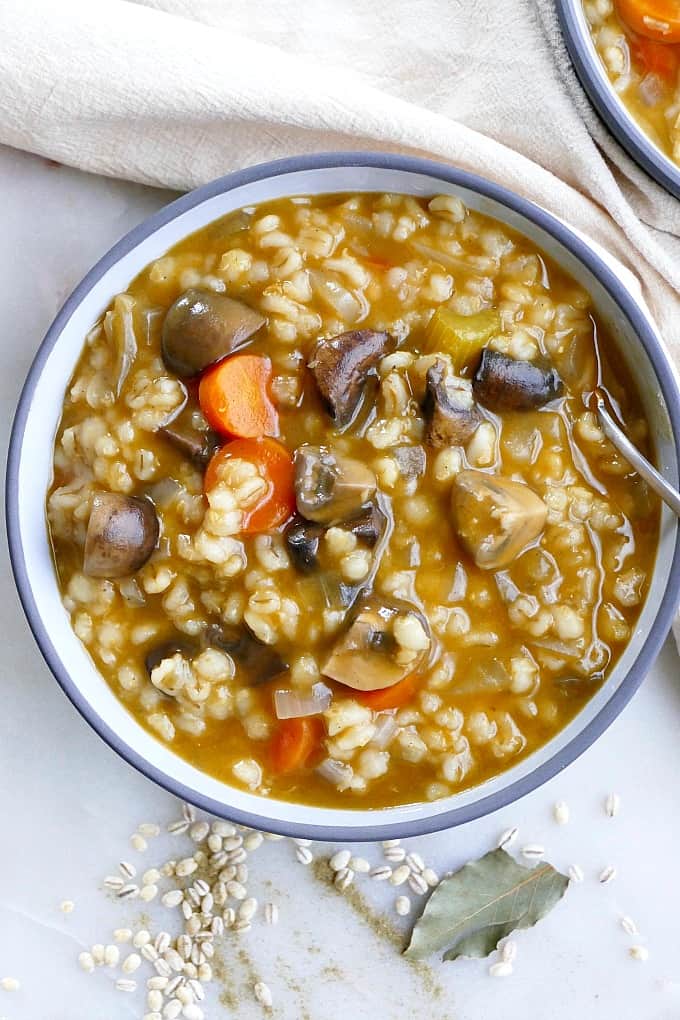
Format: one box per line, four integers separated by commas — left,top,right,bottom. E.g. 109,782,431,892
159,399,222,467
424,359,482,448
308,329,395,428
473,349,563,412
451,470,547,570
322,598,431,692
294,445,376,524
84,492,159,578
161,288,265,377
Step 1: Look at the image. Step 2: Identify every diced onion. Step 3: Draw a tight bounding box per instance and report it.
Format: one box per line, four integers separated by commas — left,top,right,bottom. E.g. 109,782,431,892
638,73,665,108
449,562,468,602
309,270,366,323
274,682,332,719
316,758,353,789
118,577,146,607
372,713,398,749
495,571,520,604
147,477,182,508
530,637,582,660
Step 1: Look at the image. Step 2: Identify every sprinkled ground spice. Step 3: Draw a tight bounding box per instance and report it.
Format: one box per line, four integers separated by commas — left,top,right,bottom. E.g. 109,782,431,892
68,791,649,1013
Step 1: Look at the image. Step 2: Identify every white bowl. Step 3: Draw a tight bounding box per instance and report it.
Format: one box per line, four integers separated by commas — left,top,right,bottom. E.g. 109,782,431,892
7,153,680,839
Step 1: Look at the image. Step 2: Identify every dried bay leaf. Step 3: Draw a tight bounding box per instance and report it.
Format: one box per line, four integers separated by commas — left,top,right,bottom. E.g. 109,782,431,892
404,847,569,961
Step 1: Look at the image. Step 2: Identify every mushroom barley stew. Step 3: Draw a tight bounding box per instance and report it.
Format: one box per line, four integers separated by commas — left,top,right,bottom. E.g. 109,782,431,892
47,192,659,808
584,0,680,164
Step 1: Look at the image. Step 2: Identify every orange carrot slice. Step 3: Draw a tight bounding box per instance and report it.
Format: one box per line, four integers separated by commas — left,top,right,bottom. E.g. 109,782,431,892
199,354,279,439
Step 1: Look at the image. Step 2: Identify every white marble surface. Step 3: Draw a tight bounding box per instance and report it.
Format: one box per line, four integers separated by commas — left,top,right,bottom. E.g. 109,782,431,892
1,143,680,1020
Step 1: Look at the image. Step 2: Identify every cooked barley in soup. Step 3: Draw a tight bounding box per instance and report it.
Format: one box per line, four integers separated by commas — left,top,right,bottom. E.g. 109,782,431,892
585,0,680,164
47,191,658,808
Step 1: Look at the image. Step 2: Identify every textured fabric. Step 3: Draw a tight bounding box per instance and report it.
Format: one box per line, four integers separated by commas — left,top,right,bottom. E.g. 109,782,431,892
0,0,678,340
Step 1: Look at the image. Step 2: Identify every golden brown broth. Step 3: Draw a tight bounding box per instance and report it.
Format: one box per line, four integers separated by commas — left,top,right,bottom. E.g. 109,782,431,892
48,192,659,809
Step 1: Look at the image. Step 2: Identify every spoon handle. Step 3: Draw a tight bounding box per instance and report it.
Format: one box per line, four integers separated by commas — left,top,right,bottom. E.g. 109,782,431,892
593,393,680,518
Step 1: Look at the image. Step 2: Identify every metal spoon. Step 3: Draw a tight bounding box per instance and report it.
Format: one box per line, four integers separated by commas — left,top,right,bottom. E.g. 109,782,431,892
590,389,680,517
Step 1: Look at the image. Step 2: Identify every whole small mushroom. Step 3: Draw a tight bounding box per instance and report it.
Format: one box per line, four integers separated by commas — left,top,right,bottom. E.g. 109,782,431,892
161,288,265,377
451,470,547,570
294,445,376,524
84,492,159,577
308,329,395,428
322,597,431,692
424,359,482,448
473,349,563,412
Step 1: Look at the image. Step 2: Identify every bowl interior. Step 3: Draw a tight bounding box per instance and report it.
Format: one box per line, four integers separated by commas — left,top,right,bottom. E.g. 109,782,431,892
8,157,680,838
557,0,680,199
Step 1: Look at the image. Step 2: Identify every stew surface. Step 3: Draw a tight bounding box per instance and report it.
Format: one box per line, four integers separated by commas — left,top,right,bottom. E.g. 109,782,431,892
47,191,658,809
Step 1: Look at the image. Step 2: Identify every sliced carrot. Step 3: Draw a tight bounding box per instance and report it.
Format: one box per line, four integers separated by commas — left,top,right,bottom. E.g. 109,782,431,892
358,675,419,711
270,717,324,774
628,31,680,79
199,354,279,439
364,256,394,271
204,437,295,533
617,0,680,43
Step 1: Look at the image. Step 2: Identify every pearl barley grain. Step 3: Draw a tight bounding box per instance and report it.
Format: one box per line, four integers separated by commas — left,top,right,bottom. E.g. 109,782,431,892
395,895,411,916
489,962,513,978
629,946,649,962
553,801,570,825
254,981,273,1008
79,952,95,973
0,978,20,992
60,899,75,914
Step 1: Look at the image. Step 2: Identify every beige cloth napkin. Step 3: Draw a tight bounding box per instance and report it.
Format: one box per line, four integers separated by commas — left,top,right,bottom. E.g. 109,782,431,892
2,0,679,642
1,0,679,334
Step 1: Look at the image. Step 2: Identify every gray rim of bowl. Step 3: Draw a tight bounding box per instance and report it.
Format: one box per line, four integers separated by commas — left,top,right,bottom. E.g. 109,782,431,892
6,151,680,840
556,0,680,200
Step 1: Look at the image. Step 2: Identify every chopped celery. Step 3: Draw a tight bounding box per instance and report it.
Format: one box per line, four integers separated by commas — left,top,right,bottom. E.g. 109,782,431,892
423,307,502,374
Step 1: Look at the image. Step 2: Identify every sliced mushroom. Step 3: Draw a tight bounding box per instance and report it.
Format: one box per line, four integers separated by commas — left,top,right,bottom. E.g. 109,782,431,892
161,288,265,377
294,445,376,524
145,637,198,677
451,470,547,570
84,492,159,578
159,400,222,468
393,445,427,480
473,349,563,411
308,329,395,428
284,516,325,572
424,359,482,448
344,502,387,547
322,597,431,692
208,625,288,685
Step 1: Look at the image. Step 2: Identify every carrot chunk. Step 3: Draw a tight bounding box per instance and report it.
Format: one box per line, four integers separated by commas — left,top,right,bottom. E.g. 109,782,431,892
270,717,324,774
357,675,419,711
617,0,680,43
199,354,279,439
204,437,295,533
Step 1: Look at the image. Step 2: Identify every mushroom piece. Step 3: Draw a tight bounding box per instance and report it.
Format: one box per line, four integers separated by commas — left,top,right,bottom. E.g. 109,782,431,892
344,502,387,547
424,360,482,448
473,349,563,412
84,492,159,578
322,598,431,692
159,400,222,468
393,445,427,480
208,625,288,685
145,637,198,677
161,288,265,377
294,445,376,524
451,470,547,570
285,516,325,572
308,329,395,428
